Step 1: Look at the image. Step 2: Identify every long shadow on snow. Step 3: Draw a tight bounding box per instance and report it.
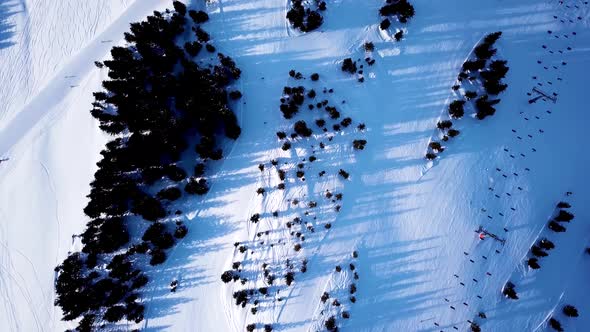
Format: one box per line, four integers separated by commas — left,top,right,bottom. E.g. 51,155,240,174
0,0,20,50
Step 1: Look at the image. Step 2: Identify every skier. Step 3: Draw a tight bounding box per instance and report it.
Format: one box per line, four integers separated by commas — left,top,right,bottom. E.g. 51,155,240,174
170,280,178,292
479,233,486,240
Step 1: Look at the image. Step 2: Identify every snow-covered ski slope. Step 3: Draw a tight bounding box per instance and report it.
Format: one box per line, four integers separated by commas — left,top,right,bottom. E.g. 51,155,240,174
1,0,589,331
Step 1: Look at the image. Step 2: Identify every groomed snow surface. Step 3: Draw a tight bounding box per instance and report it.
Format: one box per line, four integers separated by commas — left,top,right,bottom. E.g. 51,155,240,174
1,0,589,331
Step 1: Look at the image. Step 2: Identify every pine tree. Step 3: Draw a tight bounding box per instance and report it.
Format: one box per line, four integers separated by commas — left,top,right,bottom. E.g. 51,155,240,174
563,304,579,317
549,317,563,331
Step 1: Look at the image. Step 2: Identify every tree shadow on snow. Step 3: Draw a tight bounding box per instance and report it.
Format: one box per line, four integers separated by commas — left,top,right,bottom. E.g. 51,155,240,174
0,0,20,50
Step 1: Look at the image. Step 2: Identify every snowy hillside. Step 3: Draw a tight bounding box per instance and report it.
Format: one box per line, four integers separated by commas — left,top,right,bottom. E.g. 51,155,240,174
1,0,589,331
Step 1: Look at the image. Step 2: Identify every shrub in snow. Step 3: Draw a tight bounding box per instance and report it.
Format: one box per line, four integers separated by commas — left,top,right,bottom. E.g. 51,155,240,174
246,324,256,332
555,210,574,222
380,18,391,30
325,316,337,331
282,142,292,150
276,131,287,139
528,258,540,269
429,141,443,152
503,282,518,299
256,187,265,195
342,58,357,74
448,129,460,137
465,91,477,100
549,317,563,331
229,90,243,100
364,42,375,51
156,186,182,201
556,201,571,208
462,59,486,72
326,106,340,119
563,304,579,317
379,0,415,23
475,95,500,120
342,311,350,319
341,117,352,127
311,73,320,81
470,322,481,332
474,41,497,60
194,26,210,43
449,100,466,118
142,223,174,249
483,78,507,95
264,324,273,332
531,245,548,257
294,120,313,137
189,10,209,23
221,270,236,283
285,272,295,285
548,221,566,232
185,177,209,195
321,292,330,303
394,30,404,41
437,120,453,130
174,224,188,239
425,152,437,160
233,290,249,307
149,249,167,265
538,238,555,250
339,169,350,179
250,213,261,223
205,43,216,52
353,139,368,150
184,41,202,57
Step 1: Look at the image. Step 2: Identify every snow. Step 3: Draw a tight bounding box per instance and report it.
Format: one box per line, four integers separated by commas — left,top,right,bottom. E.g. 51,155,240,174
1,0,589,331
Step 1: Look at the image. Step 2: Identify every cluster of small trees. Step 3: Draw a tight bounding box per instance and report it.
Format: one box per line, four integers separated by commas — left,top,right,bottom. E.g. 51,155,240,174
534,202,574,270
341,57,366,82
319,251,359,330
527,237,555,269
55,2,242,330
458,32,509,119
379,0,415,39
426,32,507,160
286,0,326,32
425,120,459,160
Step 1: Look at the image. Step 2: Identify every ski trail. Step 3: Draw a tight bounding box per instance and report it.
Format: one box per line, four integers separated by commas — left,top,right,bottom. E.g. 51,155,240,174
0,0,168,155
39,162,61,267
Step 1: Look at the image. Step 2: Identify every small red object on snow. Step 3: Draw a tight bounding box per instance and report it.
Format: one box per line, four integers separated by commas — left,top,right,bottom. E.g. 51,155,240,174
479,233,486,240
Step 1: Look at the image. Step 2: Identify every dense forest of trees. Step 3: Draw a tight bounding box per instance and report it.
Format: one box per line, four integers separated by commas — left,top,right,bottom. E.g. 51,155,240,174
54,2,242,330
